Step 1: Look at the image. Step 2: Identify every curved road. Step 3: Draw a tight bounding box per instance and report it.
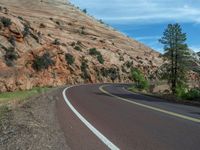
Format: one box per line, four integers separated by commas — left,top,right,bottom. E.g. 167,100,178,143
56,84,200,150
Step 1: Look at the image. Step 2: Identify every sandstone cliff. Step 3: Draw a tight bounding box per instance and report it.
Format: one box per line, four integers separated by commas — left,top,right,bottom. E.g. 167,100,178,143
0,0,163,92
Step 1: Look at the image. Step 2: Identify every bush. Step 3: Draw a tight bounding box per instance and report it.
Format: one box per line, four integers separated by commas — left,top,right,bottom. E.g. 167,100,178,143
4,47,18,66
82,9,87,13
182,88,200,101
65,53,75,65
32,52,54,71
175,84,187,98
89,48,99,55
89,48,104,64
131,68,149,90
8,35,16,46
74,46,81,51
1,17,12,27
108,68,118,81
81,59,89,79
52,38,60,45
22,24,30,37
100,67,109,77
97,55,104,64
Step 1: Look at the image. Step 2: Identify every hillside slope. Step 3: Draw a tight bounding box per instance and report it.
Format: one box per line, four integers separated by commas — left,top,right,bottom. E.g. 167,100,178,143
0,0,163,92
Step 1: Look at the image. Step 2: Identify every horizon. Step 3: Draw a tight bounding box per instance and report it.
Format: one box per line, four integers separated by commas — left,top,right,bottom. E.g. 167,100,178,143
70,0,200,53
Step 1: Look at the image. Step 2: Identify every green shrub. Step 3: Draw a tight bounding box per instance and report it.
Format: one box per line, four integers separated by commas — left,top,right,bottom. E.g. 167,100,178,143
52,38,60,45
32,52,54,71
74,46,81,51
131,68,149,90
89,48,104,64
8,35,16,46
81,59,89,79
4,47,18,66
82,9,87,14
100,67,109,77
22,24,30,37
89,48,99,55
65,53,75,65
1,17,12,27
125,61,133,68
175,84,187,98
108,68,118,81
97,55,104,64
182,88,200,101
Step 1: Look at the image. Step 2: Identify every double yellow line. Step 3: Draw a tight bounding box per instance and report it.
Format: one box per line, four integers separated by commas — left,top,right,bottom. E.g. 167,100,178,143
99,85,200,123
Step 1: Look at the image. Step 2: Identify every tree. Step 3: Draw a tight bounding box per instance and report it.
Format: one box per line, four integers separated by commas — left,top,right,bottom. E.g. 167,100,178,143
159,23,190,94
82,9,87,14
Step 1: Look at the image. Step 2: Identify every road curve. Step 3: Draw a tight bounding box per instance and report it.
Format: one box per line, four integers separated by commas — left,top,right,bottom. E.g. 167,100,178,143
56,84,200,150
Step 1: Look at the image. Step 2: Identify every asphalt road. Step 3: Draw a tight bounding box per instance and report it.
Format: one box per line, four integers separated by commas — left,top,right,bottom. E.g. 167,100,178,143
57,84,200,150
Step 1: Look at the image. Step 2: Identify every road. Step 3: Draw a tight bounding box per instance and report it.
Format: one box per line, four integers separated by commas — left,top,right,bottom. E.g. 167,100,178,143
56,84,200,150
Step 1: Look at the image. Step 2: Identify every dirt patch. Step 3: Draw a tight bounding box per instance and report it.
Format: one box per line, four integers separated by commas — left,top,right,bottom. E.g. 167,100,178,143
0,88,70,150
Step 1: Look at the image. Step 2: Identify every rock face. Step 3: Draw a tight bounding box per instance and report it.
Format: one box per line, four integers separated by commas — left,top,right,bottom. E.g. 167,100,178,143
0,0,163,92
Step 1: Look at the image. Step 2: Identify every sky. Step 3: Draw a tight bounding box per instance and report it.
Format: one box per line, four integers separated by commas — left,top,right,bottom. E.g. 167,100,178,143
70,0,200,53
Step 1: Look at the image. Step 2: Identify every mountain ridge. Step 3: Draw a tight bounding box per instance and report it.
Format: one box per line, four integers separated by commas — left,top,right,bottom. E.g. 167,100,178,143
0,0,163,92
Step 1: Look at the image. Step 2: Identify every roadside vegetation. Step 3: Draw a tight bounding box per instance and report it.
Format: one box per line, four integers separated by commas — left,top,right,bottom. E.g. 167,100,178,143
158,23,200,102
0,87,51,127
128,23,200,103
129,68,149,92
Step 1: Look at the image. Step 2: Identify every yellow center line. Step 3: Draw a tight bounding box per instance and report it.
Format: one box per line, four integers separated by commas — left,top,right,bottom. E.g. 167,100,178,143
99,85,200,123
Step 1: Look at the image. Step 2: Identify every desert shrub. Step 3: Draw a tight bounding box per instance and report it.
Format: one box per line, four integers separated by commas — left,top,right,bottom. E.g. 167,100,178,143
89,48,99,55
80,26,85,34
23,24,30,37
17,16,24,20
4,47,18,66
39,23,46,28
1,17,12,27
56,21,60,26
125,61,133,68
52,38,60,45
82,9,87,14
8,35,16,46
81,59,89,79
74,46,81,51
32,52,54,71
65,53,75,65
99,19,104,24
100,67,109,77
71,42,76,47
108,68,118,81
89,48,104,64
97,55,104,64
119,55,124,61
131,68,149,90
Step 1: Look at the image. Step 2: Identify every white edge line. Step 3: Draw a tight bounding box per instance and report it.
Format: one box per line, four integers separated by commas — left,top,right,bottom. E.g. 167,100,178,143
62,86,120,150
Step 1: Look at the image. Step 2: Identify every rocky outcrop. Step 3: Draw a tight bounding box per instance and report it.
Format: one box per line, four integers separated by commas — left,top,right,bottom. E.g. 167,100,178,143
0,0,163,92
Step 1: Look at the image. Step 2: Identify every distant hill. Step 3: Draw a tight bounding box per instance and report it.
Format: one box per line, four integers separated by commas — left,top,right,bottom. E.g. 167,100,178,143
0,0,163,92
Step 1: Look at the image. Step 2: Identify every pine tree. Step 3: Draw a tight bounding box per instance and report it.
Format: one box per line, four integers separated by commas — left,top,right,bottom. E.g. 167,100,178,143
159,23,190,94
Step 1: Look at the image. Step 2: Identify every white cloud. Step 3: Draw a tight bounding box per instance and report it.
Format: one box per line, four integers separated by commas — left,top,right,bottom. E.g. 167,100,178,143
70,0,200,24
135,36,160,41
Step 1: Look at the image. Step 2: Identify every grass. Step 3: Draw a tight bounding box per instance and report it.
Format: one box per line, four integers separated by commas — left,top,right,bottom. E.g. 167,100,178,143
0,87,52,128
0,87,51,104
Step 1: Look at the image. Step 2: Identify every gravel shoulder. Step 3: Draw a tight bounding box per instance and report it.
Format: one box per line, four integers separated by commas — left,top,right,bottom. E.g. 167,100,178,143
0,88,70,150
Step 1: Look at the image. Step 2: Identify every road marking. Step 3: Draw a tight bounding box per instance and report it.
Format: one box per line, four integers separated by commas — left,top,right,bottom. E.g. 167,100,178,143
62,86,120,150
99,85,200,123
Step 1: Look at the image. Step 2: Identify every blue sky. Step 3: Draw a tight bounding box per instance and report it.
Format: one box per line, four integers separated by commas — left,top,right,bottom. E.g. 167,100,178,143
70,0,200,53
